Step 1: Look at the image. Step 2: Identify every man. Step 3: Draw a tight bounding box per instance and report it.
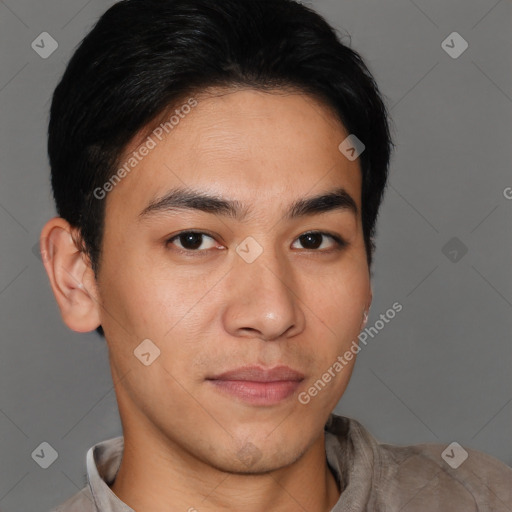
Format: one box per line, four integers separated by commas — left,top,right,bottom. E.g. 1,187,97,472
41,0,512,510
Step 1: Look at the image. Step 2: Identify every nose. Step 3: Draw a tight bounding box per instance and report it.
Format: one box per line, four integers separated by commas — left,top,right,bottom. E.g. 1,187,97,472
221,243,306,341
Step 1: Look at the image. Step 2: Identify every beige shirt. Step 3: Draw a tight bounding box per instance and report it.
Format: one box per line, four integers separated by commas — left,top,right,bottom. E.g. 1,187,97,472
51,413,512,511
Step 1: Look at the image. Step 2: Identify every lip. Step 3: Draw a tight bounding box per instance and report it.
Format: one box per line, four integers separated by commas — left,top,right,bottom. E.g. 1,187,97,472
208,365,305,382
206,365,305,406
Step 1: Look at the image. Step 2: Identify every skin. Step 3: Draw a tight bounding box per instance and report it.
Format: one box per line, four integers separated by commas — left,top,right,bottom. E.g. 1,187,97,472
41,87,372,512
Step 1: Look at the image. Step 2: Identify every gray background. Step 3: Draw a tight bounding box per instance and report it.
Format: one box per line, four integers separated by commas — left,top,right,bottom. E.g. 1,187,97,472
0,0,511,510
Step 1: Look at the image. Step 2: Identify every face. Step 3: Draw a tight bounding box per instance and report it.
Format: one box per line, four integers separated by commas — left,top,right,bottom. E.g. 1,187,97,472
91,88,371,472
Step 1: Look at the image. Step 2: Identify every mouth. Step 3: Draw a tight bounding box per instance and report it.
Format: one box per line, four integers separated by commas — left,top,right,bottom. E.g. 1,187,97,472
206,365,305,406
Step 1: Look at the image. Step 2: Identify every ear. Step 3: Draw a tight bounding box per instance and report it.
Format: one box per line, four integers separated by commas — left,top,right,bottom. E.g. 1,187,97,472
360,286,373,330
40,218,101,332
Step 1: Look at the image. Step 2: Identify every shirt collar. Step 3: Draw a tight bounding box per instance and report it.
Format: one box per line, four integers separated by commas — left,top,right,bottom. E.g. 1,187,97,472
86,435,134,511
324,414,377,511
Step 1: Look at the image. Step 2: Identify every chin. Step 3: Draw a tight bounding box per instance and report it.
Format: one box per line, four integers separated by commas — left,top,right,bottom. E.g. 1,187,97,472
204,434,307,476
211,448,302,476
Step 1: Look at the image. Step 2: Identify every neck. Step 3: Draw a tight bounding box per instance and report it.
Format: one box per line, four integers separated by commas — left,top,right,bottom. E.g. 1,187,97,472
110,423,340,512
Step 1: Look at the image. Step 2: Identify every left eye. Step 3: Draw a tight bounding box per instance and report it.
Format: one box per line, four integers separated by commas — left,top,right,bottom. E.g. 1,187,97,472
291,231,345,251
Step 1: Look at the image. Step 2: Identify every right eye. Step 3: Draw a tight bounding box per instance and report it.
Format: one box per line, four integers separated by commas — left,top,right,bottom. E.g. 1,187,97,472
166,231,219,253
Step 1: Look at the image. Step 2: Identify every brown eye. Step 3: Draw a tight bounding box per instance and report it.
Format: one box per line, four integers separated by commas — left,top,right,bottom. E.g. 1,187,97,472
167,231,217,251
292,231,347,251
298,232,323,249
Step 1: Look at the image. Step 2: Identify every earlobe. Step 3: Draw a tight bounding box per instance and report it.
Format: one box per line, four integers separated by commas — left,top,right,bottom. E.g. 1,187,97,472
40,218,101,333
361,309,369,330
360,287,373,330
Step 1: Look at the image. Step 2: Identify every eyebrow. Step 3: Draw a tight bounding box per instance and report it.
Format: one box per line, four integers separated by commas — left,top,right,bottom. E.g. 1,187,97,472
138,186,358,221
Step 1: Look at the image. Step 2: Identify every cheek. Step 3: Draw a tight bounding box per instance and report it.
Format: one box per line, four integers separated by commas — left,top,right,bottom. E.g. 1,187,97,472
306,266,369,331
300,267,369,396
97,255,219,380
97,244,188,334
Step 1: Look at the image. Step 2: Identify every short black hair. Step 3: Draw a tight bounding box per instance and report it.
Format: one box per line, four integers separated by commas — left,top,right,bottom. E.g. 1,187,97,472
48,0,394,333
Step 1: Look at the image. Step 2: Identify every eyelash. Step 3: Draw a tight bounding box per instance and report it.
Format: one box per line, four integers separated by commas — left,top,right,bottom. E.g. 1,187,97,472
165,230,347,256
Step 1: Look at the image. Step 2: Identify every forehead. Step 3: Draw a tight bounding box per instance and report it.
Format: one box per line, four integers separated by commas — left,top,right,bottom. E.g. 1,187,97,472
108,88,362,218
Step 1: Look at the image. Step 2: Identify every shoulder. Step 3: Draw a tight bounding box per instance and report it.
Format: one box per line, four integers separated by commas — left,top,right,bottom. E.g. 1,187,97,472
328,414,512,510
50,486,96,512
377,437,512,510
